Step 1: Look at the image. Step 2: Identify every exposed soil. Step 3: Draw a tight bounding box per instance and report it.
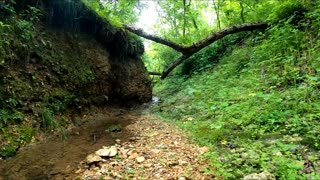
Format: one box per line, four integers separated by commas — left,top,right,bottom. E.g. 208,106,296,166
0,106,213,180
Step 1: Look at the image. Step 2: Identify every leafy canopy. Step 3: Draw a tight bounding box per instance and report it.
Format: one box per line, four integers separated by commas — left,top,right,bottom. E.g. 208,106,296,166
83,0,144,26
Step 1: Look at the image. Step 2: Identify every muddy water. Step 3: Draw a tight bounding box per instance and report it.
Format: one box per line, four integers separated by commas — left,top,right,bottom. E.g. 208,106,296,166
0,108,143,180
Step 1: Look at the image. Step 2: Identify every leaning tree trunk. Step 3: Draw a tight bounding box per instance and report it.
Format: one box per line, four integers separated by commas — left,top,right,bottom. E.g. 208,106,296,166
124,21,268,79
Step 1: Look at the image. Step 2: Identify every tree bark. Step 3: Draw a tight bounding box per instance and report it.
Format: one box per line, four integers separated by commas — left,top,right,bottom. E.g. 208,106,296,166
183,0,187,37
213,0,221,31
149,72,162,76
240,2,245,23
161,54,192,79
124,21,268,79
192,18,198,30
183,21,268,53
123,25,187,53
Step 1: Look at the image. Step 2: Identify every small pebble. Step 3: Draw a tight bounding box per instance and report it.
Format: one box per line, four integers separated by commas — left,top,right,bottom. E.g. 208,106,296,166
136,156,145,163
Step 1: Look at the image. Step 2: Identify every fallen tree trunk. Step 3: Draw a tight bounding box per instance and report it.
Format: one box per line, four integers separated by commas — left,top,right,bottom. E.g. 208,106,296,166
124,21,268,79
124,25,187,53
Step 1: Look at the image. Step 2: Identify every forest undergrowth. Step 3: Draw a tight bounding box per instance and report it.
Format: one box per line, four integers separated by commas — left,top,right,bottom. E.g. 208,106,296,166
151,4,320,179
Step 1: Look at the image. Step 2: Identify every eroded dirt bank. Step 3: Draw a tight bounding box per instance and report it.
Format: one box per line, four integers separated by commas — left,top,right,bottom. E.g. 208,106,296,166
0,0,152,159
0,107,213,180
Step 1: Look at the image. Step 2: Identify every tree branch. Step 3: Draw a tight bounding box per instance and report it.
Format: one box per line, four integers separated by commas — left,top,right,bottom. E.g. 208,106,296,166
149,72,162,76
184,21,268,53
123,25,187,53
161,54,192,79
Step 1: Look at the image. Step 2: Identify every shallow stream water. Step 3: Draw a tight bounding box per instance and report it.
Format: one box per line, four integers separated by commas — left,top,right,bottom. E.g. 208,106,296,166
0,107,143,180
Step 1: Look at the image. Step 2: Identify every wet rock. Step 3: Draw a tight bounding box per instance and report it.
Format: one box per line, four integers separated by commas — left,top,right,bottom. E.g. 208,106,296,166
86,154,103,164
243,171,275,180
95,146,118,157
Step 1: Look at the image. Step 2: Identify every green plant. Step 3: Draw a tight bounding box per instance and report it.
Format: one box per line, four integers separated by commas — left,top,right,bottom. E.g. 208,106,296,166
46,92,80,113
83,0,142,25
17,126,36,144
0,145,17,158
22,6,42,22
0,21,10,46
41,109,57,131
125,169,136,174
57,126,68,141
0,109,24,128
16,20,35,42
0,109,10,127
268,2,307,25
0,0,16,16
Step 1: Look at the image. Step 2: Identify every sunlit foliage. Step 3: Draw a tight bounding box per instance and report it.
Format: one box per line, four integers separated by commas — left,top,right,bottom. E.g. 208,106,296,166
83,0,144,26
